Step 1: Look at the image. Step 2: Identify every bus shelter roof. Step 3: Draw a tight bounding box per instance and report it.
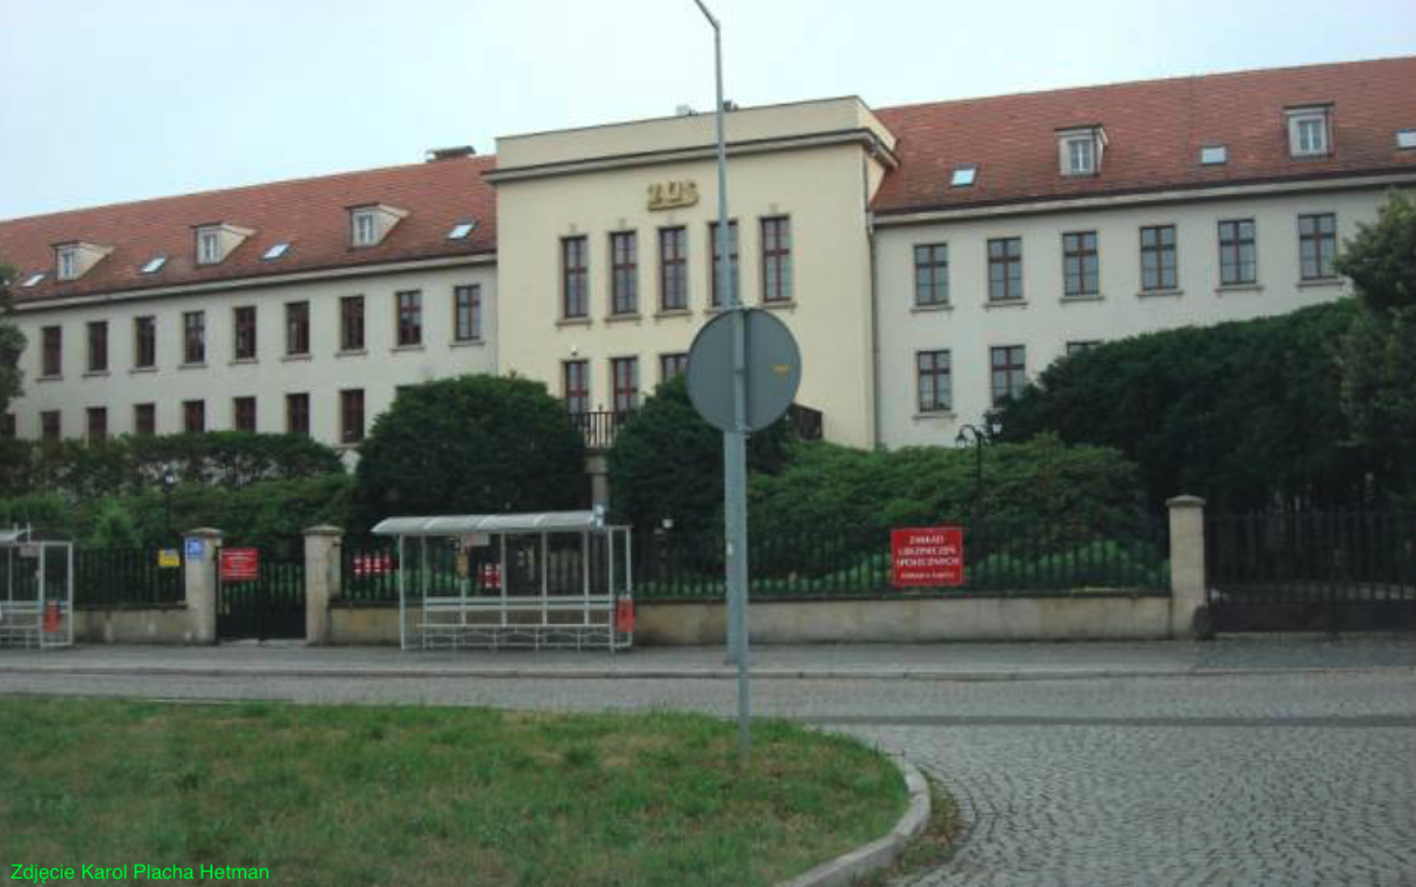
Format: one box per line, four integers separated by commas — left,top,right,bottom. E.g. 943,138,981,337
371,510,617,537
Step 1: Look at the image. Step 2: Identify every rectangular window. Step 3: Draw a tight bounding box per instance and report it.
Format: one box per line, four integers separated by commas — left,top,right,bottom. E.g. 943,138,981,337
87,321,108,373
340,389,365,444
563,360,590,414
1288,110,1330,157
134,317,156,368
1066,340,1102,356
233,306,257,360
990,345,1027,406
709,220,740,307
610,231,638,315
1299,213,1338,280
659,227,688,311
454,285,482,342
233,396,257,433
182,311,205,364
611,357,639,413
41,411,61,443
396,291,422,346
285,302,310,355
761,216,793,303
286,393,310,437
86,407,107,444
562,237,589,318
916,351,952,413
197,229,220,265
352,210,377,247
1140,225,1178,291
133,403,156,436
41,326,61,377
1219,219,1257,285
660,353,689,383
340,296,365,351
183,400,205,434
1062,231,1099,296
987,238,1024,301
913,243,949,306
1,413,15,439
58,247,77,281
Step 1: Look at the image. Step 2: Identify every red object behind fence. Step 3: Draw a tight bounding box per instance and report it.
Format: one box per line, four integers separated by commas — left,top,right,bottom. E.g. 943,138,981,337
891,526,965,588
615,599,635,633
43,600,61,633
220,548,260,582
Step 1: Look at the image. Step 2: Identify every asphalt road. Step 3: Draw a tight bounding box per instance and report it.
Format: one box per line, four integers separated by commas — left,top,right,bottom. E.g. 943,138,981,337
2,642,1414,887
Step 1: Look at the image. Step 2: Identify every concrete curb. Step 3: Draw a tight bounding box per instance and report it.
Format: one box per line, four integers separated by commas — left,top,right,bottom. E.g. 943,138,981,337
0,662,1407,683
776,756,931,887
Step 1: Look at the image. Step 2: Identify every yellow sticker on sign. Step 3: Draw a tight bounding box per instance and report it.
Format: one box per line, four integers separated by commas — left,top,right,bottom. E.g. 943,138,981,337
158,549,181,569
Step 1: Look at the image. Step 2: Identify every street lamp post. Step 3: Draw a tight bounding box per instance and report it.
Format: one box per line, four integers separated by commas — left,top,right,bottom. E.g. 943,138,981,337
162,466,178,542
955,424,990,530
690,0,751,762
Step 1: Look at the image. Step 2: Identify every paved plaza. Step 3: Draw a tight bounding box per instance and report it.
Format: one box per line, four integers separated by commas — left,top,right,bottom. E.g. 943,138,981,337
3,637,1415,886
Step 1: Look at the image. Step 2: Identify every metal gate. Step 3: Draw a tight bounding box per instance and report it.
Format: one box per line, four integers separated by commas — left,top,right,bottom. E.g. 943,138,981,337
1206,511,1416,632
216,540,306,641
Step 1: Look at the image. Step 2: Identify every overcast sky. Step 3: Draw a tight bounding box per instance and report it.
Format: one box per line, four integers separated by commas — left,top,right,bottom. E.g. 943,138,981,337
3,0,1415,220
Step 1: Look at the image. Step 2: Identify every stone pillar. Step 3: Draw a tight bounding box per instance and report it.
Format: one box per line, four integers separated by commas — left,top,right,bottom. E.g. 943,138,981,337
1167,496,1207,639
183,528,222,644
585,453,611,509
304,526,342,646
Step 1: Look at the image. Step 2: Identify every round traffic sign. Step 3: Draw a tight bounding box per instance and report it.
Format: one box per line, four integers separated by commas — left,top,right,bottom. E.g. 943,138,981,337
686,308,802,433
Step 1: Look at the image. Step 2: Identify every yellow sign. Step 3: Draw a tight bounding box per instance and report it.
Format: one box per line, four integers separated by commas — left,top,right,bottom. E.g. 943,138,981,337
647,180,699,211
158,549,181,569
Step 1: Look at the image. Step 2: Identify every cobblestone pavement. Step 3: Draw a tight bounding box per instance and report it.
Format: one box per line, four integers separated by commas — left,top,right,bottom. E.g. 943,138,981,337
2,648,1415,886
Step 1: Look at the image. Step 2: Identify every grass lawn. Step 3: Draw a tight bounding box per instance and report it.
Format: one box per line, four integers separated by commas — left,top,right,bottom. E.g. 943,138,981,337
0,698,908,887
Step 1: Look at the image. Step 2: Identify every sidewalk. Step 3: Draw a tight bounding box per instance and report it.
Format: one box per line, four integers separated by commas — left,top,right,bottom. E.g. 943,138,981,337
1,635,1413,682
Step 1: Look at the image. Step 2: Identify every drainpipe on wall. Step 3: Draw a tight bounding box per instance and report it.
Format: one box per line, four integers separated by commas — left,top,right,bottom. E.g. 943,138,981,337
863,156,884,450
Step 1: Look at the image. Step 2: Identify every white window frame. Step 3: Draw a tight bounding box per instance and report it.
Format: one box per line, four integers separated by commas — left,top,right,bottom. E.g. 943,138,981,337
197,229,221,265
352,210,378,247
1058,129,1103,177
56,247,77,281
1287,109,1330,158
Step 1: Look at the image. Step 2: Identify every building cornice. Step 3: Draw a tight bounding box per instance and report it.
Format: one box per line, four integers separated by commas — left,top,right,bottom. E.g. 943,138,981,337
484,128,900,184
870,168,1416,227
12,251,497,314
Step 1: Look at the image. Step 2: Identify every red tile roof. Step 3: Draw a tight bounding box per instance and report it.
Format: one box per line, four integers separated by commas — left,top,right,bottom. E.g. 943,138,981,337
1,155,497,305
871,56,1416,215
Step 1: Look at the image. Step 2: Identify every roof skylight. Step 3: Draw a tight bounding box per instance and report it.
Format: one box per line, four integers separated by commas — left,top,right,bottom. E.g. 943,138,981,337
950,165,978,187
1397,129,1416,150
262,242,291,261
1200,145,1228,165
447,221,477,240
22,272,46,287
140,255,168,274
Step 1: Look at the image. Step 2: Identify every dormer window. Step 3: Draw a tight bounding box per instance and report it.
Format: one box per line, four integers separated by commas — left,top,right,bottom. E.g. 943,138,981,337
1058,127,1106,176
52,241,113,281
1287,106,1332,157
348,204,408,248
194,223,254,265
57,247,77,281
353,210,377,247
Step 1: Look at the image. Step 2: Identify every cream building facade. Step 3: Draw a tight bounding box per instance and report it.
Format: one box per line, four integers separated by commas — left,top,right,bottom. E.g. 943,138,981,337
3,57,1415,455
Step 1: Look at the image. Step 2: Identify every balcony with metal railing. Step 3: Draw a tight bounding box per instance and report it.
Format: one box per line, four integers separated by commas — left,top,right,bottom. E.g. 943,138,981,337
568,403,824,451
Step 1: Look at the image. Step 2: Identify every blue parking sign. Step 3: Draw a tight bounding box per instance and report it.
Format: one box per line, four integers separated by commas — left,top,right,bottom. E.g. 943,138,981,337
184,537,204,560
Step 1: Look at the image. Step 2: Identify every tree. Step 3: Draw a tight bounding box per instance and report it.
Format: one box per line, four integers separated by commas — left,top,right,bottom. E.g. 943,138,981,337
350,374,586,531
992,301,1372,512
0,262,26,417
1336,190,1416,503
606,375,795,535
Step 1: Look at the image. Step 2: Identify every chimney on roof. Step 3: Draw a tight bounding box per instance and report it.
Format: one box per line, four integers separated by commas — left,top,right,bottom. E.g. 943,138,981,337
426,145,476,162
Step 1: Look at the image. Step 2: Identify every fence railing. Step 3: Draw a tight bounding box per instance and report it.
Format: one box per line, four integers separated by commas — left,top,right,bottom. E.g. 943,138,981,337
633,516,1170,600
74,547,184,606
569,403,826,451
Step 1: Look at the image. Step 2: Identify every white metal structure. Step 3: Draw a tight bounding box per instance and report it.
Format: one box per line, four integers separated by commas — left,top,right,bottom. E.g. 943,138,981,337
371,510,634,652
0,528,75,650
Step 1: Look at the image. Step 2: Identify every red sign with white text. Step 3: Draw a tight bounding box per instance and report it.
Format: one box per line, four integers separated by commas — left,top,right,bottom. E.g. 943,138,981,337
891,527,964,588
220,548,260,582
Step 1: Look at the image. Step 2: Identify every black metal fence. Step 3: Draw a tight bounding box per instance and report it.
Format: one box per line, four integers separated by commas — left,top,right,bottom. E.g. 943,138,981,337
570,403,825,451
1206,510,1416,631
75,547,184,607
634,516,1170,600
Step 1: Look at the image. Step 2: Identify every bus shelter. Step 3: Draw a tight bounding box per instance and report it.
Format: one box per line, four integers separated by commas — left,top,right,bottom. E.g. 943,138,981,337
371,510,634,652
0,528,75,650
